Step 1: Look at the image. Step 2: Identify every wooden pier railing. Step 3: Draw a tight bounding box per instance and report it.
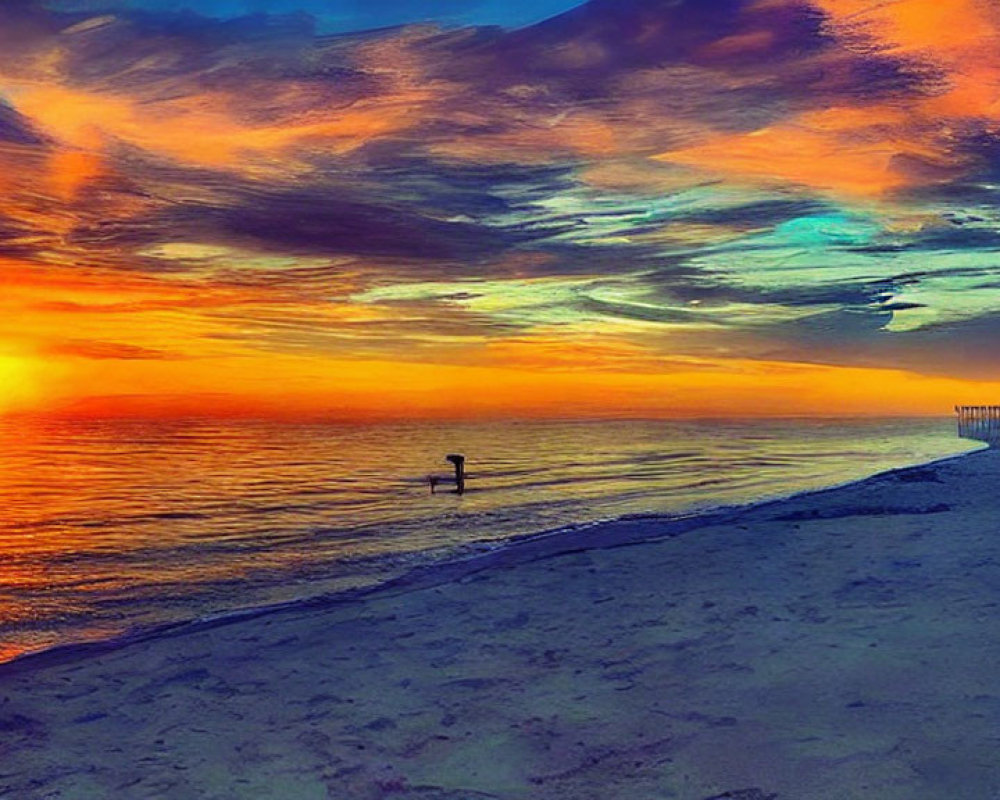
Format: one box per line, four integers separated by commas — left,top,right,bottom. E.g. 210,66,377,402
955,406,1000,446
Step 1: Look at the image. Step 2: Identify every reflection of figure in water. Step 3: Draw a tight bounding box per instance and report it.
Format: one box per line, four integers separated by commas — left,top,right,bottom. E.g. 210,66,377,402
428,454,466,495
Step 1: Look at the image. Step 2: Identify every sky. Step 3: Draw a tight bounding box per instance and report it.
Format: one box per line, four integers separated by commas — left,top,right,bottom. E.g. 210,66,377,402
47,0,590,31
3,0,1000,418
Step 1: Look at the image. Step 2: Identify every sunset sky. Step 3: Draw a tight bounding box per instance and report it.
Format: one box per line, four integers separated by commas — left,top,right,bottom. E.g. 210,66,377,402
4,0,1000,418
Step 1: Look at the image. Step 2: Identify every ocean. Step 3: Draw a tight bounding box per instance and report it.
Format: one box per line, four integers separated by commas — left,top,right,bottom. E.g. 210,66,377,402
0,415,980,663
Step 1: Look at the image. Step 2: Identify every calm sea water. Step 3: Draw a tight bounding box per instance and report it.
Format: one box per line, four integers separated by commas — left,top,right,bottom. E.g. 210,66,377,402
0,415,979,663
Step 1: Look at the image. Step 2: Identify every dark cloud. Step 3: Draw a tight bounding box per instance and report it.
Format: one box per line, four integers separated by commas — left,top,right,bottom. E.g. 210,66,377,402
669,198,830,228
435,0,931,117
207,189,512,261
900,226,1000,253
0,103,44,145
726,311,1000,381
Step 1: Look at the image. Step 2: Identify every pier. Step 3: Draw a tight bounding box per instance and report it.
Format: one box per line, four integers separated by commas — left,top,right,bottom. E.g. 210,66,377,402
955,406,1000,446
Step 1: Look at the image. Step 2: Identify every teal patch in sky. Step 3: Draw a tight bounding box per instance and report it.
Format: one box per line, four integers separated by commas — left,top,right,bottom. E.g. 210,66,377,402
771,215,882,248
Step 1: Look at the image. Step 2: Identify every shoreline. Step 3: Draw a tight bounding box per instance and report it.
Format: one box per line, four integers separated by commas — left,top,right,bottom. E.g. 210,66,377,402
0,443,984,679
5,444,1000,798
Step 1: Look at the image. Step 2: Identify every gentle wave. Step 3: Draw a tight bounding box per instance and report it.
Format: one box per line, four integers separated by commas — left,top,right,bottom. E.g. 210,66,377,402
0,415,978,663
4,444,983,674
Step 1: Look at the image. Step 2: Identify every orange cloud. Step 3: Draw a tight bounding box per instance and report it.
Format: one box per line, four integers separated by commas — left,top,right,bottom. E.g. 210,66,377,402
47,149,103,201
4,82,428,174
570,1,1000,201
657,104,961,197
661,123,903,197
816,0,995,60
806,0,1000,169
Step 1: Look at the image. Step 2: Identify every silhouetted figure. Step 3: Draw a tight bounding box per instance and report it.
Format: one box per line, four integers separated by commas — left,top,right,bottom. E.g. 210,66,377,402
446,454,466,495
427,454,467,494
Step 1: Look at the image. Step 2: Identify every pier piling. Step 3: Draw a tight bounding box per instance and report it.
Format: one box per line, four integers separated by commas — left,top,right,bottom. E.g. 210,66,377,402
955,405,1000,447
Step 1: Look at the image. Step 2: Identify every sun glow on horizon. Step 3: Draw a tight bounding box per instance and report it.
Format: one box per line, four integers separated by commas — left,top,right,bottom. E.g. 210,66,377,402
0,352,44,413
11,349,997,421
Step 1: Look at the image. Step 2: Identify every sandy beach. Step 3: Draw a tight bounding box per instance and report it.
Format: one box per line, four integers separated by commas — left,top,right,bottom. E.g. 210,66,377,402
3,449,1000,799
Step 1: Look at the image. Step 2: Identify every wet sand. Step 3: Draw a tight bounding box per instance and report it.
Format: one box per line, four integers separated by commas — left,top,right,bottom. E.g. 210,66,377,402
2,450,999,799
